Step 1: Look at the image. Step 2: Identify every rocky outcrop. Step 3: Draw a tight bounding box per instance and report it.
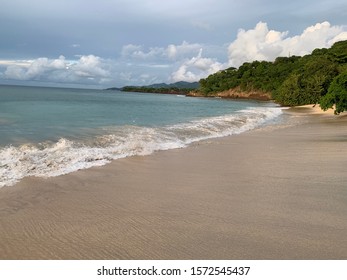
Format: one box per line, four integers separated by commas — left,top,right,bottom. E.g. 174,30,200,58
187,88,272,101
215,88,272,101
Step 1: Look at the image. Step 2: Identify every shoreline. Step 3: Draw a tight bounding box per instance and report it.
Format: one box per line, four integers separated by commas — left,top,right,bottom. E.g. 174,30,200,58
187,88,272,101
0,108,346,259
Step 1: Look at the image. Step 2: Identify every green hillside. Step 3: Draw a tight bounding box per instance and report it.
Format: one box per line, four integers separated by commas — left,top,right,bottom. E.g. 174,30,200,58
199,40,347,113
119,81,199,95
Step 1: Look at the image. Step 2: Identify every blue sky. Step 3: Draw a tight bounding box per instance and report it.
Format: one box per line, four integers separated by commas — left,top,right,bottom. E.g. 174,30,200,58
1,0,347,88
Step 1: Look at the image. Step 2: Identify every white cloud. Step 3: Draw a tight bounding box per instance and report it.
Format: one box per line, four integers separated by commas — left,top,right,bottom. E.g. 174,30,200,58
4,56,68,80
166,41,202,60
171,49,224,82
119,41,214,84
50,55,67,69
3,55,110,84
121,44,142,57
4,65,26,80
330,31,347,44
121,44,165,60
227,21,347,67
72,55,109,78
25,58,50,79
121,41,202,61
0,60,31,67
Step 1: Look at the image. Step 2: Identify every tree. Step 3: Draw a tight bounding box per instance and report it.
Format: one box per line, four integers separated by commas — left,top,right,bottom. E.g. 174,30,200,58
320,71,347,114
196,40,347,104
300,56,339,103
274,73,304,106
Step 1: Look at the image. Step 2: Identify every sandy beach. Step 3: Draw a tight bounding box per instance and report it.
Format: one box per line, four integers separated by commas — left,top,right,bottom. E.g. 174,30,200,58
0,107,346,259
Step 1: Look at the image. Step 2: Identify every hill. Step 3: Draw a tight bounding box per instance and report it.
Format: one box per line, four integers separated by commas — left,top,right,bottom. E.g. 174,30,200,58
106,81,199,95
198,40,347,113
142,81,199,89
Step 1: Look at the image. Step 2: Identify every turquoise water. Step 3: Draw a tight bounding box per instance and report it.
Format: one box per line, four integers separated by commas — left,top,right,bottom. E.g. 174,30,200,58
0,85,282,187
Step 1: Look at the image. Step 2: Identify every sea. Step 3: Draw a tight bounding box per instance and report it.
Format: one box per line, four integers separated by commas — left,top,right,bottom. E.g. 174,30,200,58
0,85,283,187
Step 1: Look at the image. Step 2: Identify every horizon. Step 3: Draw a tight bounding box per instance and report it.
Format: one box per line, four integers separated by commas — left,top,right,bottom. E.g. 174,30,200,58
0,78,200,90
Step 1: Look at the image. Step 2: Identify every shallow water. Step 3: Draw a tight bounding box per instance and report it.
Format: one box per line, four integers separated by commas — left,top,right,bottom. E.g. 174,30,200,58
0,85,283,187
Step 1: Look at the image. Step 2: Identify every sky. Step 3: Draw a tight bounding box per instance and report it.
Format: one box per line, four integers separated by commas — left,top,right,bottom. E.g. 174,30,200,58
1,0,347,88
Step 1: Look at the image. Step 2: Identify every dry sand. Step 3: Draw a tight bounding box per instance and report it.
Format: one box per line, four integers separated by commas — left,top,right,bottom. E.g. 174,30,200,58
0,108,346,259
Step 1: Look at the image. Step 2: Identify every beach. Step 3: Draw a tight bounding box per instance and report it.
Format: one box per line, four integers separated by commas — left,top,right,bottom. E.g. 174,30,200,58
0,107,346,259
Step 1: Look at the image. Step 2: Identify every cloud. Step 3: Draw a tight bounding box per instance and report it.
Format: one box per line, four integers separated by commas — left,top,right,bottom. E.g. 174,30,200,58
3,55,110,84
166,41,203,60
50,56,67,69
4,56,67,80
121,41,202,61
4,65,26,80
121,44,143,57
227,21,347,67
72,55,109,78
119,41,217,84
2,21,347,87
171,49,224,82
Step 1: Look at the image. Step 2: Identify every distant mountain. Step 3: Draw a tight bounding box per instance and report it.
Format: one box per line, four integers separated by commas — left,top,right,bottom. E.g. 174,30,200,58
105,81,199,91
145,81,200,89
105,87,122,91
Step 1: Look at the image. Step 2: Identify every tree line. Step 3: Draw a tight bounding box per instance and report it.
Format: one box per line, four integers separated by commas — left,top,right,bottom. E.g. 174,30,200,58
121,86,193,95
198,40,347,114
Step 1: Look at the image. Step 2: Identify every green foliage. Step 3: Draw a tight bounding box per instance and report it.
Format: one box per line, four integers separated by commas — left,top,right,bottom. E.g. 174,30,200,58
199,56,304,98
273,74,303,106
275,55,339,106
121,86,193,95
320,71,347,114
200,67,234,94
326,40,347,64
198,40,347,107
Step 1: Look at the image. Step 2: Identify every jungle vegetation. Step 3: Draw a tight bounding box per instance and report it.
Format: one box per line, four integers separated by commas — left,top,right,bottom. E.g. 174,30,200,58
198,40,347,113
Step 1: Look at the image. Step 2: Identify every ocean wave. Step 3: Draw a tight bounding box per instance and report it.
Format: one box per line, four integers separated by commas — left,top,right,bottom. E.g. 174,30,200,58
0,107,282,187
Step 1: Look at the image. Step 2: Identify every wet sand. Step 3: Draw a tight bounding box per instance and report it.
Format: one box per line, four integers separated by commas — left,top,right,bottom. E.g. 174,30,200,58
0,108,346,259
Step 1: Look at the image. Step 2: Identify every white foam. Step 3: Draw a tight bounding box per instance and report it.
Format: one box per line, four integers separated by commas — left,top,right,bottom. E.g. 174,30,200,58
0,107,282,187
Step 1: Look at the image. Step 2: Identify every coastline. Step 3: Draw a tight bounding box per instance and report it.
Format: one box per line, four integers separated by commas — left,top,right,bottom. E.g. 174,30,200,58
0,108,346,259
187,88,272,101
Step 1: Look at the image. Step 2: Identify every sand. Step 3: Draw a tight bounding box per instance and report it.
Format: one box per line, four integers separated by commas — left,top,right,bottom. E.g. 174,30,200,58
288,104,346,115
0,108,346,259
